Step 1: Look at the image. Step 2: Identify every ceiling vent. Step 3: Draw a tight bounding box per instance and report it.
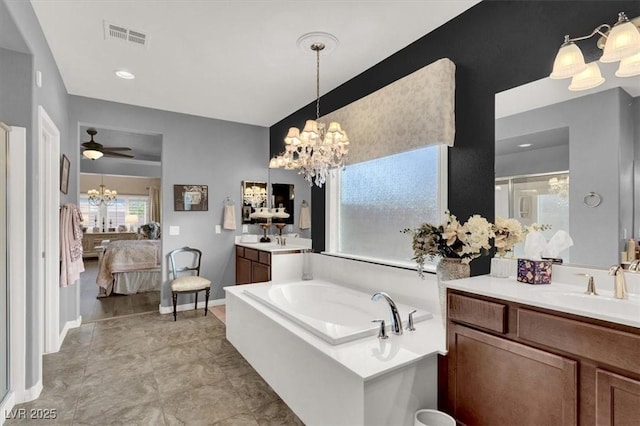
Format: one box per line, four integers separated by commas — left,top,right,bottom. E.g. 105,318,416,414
104,21,148,48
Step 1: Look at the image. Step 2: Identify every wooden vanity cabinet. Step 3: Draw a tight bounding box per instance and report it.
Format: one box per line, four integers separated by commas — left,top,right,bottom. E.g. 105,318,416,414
235,246,271,284
446,289,640,426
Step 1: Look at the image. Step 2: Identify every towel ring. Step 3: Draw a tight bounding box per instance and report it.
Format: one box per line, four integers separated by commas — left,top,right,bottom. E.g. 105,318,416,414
583,192,602,208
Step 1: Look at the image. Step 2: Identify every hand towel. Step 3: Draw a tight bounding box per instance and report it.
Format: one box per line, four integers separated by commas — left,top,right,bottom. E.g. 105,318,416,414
299,205,311,230
223,204,236,230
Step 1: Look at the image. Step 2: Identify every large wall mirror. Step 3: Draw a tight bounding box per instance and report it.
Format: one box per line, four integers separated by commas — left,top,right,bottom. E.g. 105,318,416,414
241,180,267,224
271,183,294,225
495,62,639,268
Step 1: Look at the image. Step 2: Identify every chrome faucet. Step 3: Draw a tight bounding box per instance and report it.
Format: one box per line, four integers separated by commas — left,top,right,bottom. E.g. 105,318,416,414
371,292,403,335
275,236,286,246
608,265,629,300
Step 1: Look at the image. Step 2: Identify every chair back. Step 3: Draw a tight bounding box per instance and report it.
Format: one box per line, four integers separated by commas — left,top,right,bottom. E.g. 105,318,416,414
168,247,203,280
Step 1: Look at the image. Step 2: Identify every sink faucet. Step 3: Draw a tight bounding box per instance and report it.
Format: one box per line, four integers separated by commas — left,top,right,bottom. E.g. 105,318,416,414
371,292,403,335
608,265,628,300
275,236,286,246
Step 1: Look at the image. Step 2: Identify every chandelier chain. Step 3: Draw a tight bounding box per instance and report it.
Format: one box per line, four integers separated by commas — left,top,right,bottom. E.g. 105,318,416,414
315,44,321,120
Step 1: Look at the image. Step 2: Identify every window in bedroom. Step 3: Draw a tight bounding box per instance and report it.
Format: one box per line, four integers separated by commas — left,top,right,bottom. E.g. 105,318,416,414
79,194,149,230
326,145,447,271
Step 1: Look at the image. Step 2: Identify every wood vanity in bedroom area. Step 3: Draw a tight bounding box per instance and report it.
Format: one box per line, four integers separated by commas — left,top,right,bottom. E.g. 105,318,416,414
81,231,137,258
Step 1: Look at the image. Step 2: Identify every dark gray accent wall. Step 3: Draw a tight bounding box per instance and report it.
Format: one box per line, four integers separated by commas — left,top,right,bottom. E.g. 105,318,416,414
3,0,72,389
68,95,269,305
269,0,640,275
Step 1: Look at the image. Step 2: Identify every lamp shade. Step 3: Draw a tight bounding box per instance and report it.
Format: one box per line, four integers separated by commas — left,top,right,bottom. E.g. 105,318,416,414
550,42,587,79
616,52,640,77
600,19,640,63
83,149,103,160
568,62,605,91
125,214,138,225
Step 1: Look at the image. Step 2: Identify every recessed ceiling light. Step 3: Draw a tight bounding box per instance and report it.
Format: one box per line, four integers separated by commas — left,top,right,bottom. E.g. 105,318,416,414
115,69,135,80
518,143,532,148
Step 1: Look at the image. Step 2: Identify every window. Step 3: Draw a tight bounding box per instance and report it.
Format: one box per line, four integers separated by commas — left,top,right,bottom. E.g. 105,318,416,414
79,194,149,230
327,145,447,269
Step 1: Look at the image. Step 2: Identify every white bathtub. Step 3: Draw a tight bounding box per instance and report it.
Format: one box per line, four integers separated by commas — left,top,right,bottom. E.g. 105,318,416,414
243,280,432,345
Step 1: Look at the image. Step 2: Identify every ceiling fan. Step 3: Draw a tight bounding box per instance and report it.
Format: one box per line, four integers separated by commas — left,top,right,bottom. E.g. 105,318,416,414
81,128,134,160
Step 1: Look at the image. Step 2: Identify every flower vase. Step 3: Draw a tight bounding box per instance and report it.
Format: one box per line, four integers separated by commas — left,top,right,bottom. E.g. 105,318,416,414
436,258,470,325
491,255,513,278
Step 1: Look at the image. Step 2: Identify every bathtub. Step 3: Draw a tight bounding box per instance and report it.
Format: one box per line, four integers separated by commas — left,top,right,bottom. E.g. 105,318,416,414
243,280,432,345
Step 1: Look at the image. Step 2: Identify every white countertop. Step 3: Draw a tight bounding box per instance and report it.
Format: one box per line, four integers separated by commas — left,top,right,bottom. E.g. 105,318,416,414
225,283,446,381
445,275,640,328
235,241,310,253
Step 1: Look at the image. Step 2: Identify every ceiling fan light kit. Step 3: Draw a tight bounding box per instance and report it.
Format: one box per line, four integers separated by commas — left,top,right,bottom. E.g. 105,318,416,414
81,128,134,160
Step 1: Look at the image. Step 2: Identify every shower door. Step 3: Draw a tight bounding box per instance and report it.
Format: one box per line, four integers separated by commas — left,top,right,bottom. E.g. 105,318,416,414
0,122,9,402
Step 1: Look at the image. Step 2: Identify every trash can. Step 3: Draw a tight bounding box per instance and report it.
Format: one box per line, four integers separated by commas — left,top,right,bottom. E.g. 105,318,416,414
414,409,456,426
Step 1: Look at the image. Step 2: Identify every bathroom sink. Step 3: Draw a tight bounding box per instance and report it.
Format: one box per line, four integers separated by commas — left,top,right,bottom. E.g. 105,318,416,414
540,291,640,321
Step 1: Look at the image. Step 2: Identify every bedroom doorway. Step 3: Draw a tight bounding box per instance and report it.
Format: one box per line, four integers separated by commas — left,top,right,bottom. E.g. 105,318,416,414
78,125,162,323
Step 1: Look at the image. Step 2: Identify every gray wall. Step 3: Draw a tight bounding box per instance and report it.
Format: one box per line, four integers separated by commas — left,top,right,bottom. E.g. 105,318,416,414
68,95,269,304
496,88,635,267
2,0,73,388
496,144,569,178
80,159,162,178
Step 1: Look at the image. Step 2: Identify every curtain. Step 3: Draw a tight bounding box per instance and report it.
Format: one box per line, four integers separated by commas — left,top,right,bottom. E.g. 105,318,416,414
322,58,456,165
148,186,161,223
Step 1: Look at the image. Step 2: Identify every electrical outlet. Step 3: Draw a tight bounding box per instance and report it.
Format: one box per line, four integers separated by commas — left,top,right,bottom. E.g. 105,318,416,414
169,226,180,236
215,225,221,234
242,225,249,233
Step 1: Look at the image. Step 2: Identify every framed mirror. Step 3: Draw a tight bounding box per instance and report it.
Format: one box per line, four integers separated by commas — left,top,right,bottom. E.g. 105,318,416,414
271,183,294,225
495,62,639,267
241,180,267,224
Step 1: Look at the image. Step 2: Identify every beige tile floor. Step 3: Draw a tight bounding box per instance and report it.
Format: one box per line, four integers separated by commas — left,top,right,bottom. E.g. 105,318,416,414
7,310,303,425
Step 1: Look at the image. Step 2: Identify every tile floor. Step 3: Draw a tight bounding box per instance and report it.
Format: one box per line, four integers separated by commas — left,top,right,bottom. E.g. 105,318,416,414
80,259,160,322
7,310,303,425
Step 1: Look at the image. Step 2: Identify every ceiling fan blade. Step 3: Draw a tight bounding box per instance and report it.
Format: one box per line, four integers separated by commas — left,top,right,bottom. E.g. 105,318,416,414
101,146,132,151
102,151,135,158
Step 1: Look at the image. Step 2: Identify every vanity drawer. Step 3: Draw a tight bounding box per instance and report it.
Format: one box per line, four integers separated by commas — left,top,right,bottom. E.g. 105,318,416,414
448,293,507,333
236,246,244,257
517,309,640,373
258,251,271,265
244,248,259,262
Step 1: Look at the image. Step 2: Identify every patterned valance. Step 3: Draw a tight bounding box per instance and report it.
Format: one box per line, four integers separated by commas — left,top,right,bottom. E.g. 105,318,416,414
322,58,455,164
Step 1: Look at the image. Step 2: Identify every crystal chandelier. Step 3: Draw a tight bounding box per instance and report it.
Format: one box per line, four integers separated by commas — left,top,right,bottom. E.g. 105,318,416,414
270,34,349,188
548,176,570,199
88,177,117,206
243,185,267,207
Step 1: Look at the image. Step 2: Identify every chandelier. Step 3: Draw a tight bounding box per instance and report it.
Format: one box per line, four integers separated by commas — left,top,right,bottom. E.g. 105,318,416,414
550,11,640,91
269,33,349,188
548,176,569,199
243,185,267,207
88,177,117,206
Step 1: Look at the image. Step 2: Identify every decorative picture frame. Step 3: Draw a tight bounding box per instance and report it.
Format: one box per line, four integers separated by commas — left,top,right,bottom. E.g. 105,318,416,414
173,184,208,211
60,154,70,194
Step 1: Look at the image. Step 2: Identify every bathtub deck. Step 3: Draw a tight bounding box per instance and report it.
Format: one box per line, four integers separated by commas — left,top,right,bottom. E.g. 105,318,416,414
225,281,446,425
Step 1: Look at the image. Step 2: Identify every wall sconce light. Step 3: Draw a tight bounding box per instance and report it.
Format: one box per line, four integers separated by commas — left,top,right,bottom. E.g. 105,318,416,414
550,12,640,90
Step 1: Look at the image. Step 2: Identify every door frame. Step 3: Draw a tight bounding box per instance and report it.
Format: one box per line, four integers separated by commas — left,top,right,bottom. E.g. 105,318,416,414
37,106,60,355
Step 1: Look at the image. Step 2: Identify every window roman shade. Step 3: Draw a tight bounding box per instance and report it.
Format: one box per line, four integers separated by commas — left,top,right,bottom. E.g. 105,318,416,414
322,58,455,165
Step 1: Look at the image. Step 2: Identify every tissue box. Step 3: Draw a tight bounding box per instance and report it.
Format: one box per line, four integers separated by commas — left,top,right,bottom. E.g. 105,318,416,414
517,259,552,284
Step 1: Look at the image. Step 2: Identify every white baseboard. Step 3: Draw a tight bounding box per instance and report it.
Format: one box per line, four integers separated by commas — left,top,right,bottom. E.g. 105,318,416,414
1,391,16,425
56,316,82,352
158,298,225,315
13,380,43,405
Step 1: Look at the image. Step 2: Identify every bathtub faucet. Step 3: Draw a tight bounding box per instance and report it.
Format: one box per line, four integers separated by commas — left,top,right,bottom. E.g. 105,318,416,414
371,292,403,335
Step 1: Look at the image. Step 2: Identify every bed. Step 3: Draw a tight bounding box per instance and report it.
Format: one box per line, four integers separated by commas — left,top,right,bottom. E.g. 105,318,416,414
96,239,162,296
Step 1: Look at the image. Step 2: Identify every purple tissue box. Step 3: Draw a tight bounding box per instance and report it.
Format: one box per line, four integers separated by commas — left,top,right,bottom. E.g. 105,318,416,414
517,258,552,284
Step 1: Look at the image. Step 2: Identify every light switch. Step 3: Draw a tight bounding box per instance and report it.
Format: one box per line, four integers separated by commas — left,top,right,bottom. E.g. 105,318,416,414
169,226,180,236
242,225,249,233
287,225,293,232
215,225,221,234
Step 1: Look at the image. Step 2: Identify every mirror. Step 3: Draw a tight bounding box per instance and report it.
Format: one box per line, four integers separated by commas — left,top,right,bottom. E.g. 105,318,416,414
495,62,639,267
271,183,294,225
241,181,267,224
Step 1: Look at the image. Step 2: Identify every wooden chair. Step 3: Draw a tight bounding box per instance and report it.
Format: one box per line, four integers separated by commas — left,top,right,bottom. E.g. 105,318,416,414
168,247,211,321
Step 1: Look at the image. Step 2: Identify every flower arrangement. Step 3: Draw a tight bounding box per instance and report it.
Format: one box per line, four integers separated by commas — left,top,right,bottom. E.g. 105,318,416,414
493,217,552,257
403,211,494,277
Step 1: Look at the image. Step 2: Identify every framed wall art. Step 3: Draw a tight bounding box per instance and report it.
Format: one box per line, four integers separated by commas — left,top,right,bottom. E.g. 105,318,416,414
60,154,70,194
173,184,208,211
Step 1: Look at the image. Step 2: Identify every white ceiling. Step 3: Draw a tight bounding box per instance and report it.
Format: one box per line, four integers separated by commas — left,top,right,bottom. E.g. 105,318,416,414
30,0,480,127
